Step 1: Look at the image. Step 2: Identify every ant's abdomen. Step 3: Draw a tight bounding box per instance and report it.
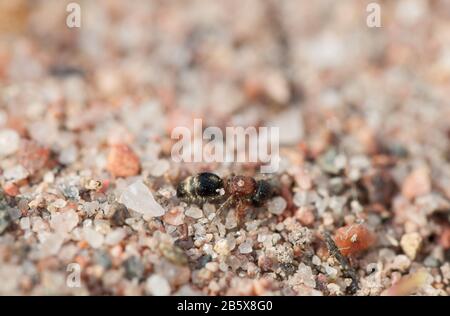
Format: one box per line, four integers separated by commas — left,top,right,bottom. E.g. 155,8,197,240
193,172,224,197
176,172,224,203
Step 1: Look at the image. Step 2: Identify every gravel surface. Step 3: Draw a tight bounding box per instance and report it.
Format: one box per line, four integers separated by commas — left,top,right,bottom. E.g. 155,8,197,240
0,0,449,296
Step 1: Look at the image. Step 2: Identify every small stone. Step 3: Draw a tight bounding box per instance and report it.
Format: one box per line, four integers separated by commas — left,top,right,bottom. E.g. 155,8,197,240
85,179,102,191
61,185,79,200
96,220,111,236
275,244,294,264
153,260,190,287
146,274,171,296
402,167,431,200
163,206,185,226
3,182,19,197
400,232,422,260
280,262,297,277
381,269,429,296
295,207,315,227
225,210,238,229
334,224,376,256
322,212,334,227
267,196,287,215
327,283,342,295
350,200,363,213
238,241,253,254
214,238,231,256
82,227,104,248
123,256,145,280
83,201,100,216
93,250,112,269
19,217,30,230
293,191,310,207
275,222,284,231
263,70,290,104
268,107,304,145
423,256,438,268
226,235,236,251
110,202,130,226
305,31,346,68
39,233,64,256
159,243,188,266
391,255,411,272
395,0,427,26
3,165,29,181
295,263,316,288
258,255,274,272
148,159,170,177
205,262,219,273
0,129,20,157
106,144,140,177
288,226,313,247
50,210,79,234
227,256,242,271
53,199,67,209
58,145,78,165
17,139,50,175
175,285,202,296
105,228,126,245
439,226,450,249
312,255,321,266
195,255,212,269
324,264,338,278
7,207,20,221
0,209,12,235
318,148,342,175
32,217,48,233
94,220,110,235
119,181,166,218
440,263,450,281
328,177,346,195
175,237,194,251
185,206,203,219
362,169,397,206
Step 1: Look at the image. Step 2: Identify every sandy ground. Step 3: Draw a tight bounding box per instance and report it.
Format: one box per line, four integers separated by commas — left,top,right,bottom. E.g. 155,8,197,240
0,0,449,295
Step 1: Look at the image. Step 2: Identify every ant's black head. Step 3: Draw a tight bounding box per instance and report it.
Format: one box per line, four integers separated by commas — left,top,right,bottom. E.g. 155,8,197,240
252,180,273,206
195,172,223,197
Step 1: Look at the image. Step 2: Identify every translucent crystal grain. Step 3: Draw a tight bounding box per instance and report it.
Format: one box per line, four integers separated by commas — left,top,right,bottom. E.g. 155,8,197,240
119,181,165,218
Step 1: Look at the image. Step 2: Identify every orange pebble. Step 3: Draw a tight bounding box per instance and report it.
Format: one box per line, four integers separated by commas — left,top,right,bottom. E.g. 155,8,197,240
3,182,19,196
334,224,375,256
99,179,110,193
106,144,140,177
78,240,89,249
439,226,450,249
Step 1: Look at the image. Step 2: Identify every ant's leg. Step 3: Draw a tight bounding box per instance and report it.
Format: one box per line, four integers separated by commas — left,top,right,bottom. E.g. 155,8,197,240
235,201,250,226
214,196,234,222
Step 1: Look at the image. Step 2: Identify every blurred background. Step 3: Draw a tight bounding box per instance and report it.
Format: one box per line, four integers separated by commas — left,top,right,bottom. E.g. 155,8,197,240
1,0,449,155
